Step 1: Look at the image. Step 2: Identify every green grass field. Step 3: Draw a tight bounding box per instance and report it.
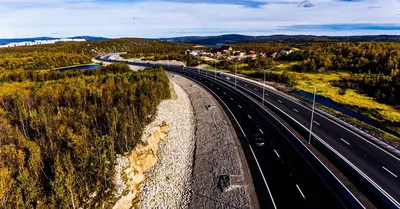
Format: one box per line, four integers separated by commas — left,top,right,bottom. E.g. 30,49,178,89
292,71,400,123
228,61,400,124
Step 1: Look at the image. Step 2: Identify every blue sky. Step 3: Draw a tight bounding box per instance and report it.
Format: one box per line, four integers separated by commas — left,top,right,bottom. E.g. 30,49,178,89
0,0,399,38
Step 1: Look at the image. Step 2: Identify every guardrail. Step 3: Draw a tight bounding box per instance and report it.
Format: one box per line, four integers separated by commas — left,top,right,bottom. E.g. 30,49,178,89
226,76,399,208
213,68,400,155
97,57,399,208
170,67,365,208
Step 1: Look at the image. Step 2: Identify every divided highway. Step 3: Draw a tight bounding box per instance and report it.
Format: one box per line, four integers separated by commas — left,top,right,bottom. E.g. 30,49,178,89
180,67,400,208
172,69,349,208
194,68,400,208
98,55,400,208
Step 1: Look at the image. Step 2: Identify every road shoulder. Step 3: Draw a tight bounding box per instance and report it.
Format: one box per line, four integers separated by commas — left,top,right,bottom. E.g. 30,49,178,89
169,73,259,208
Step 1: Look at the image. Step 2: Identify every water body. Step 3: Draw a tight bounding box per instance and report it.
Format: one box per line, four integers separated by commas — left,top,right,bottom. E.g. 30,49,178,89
58,64,100,72
202,43,225,47
291,90,384,130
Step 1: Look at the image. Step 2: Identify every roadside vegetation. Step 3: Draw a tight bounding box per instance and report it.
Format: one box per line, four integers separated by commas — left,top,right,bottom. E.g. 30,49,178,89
193,42,400,140
0,41,172,208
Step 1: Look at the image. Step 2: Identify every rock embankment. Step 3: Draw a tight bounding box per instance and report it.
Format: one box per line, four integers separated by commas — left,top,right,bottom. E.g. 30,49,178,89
112,72,256,208
170,74,257,208
112,81,195,209
138,81,195,208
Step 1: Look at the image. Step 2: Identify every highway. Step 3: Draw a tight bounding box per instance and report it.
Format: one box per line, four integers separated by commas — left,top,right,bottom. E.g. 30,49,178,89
178,67,400,208
171,69,349,208
191,68,400,208
98,55,400,208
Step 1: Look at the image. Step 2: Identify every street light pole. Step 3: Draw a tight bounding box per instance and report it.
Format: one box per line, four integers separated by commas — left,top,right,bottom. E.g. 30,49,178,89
308,86,317,144
262,70,266,106
215,60,217,80
235,63,237,88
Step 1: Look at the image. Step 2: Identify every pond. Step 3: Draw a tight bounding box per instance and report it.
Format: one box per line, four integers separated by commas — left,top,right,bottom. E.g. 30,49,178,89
58,64,100,72
291,90,384,131
202,43,225,47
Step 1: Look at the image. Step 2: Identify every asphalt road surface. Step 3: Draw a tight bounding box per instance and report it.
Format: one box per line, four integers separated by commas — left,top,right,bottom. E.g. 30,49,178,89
98,55,400,208
169,68,350,208
187,67,400,208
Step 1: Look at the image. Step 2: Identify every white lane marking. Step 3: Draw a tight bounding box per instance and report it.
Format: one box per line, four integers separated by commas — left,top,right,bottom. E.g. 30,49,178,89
278,100,282,103
382,166,398,178
223,92,226,94
274,149,281,159
211,84,213,86
105,61,369,207
217,87,219,90
254,88,258,91
259,129,264,134
238,105,242,109
214,81,364,208
313,121,320,126
242,76,400,163
340,138,351,146
293,108,299,113
205,80,207,83
266,93,269,96
195,82,277,209
248,115,252,119
296,184,306,200
230,98,233,101
206,69,393,164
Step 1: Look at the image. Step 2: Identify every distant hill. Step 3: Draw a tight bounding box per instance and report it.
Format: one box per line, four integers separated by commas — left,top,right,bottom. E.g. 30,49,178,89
161,34,400,45
0,36,109,45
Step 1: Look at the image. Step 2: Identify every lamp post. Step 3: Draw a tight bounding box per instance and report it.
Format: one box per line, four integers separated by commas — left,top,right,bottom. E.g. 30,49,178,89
300,82,327,144
308,86,317,144
214,60,217,80
262,70,266,106
235,63,237,88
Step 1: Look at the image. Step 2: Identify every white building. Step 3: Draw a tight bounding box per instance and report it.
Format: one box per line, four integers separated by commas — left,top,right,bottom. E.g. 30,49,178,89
190,50,203,56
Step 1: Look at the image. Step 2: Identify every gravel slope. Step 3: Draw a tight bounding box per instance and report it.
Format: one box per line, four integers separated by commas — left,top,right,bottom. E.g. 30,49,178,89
170,74,257,208
138,81,195,208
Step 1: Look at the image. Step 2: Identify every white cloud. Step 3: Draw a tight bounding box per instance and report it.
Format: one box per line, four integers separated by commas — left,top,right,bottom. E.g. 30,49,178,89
0,0,399,38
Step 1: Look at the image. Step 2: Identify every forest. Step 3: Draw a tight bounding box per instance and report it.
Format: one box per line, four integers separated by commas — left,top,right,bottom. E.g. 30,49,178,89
1,37,400,207
225,42,400,106
0,47,171,208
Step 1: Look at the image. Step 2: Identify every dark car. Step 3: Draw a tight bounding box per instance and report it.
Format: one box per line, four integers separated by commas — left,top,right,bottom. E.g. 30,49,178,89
252,134,268,147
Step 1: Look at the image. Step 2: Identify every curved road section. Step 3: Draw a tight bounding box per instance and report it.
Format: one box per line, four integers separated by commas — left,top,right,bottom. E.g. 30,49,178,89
97,55,399,208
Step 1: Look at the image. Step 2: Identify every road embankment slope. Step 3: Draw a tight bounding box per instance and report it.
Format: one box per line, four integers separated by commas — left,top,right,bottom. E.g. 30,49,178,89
169,73,257,208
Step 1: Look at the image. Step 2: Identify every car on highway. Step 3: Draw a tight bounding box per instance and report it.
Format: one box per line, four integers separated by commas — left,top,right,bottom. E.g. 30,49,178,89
252,134,267,147
225,76,231,80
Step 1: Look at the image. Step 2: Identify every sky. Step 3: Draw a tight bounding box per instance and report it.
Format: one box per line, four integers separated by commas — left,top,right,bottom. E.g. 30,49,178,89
0,0,399,38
